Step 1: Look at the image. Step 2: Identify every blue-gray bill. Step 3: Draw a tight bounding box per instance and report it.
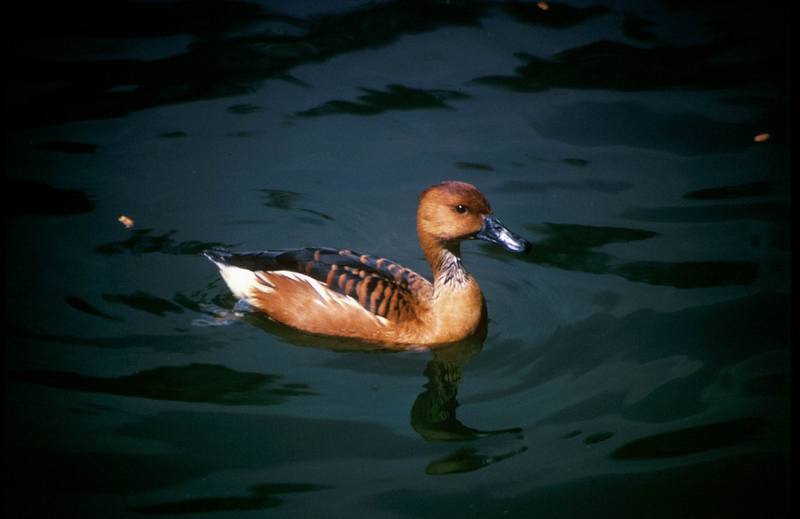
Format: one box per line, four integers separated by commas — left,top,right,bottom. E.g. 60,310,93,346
474,216,531,253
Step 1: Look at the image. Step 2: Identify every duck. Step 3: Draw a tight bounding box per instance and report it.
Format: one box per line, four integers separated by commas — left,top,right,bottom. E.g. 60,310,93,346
204,180,530,346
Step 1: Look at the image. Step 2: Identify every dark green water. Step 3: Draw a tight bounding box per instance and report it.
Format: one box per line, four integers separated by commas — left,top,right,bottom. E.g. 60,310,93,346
5,1,791,517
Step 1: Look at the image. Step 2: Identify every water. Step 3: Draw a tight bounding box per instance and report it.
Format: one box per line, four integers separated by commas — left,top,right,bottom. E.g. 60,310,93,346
5,1,791,517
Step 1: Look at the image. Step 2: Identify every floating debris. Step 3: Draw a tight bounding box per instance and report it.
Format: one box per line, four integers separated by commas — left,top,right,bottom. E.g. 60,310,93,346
753,133,770,143
537,2,550,10
117,214,135,228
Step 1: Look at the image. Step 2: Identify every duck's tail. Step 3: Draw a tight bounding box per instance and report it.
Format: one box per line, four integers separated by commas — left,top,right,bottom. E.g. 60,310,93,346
203,248,286,269
203,249,272,300
203,248,233,266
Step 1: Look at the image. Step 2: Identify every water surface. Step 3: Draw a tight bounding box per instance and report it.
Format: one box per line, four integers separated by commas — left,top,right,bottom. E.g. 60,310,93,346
5,1,790,517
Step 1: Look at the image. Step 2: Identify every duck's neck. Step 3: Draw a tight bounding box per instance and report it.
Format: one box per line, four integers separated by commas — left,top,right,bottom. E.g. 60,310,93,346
421,237,485,343
420,236,469,289
431,241,469,290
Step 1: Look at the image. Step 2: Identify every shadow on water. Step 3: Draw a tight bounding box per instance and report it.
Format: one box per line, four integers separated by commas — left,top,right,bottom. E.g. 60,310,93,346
472,34,784,93
5,179,95,215
260,188,335,221
517,156,591,169
8,0,787,132
612,261,757,289
455,161,494,171
481,222,758,288
683,181,773,200
159,130,188,139
31,140,97,153
583,431,614,445
611,417,766,459
64,296,123,321
621,13,659,43
49,289,229,327
6,380,467,504
227,103,264,115
560,158,589,167
495,178,632,195
472,1,790,151
529,101,757,156
131,483,327,515
261,189,302,210
8,0,488,128
15,363,315,405
94,229,236,255
621,184,790,252
10,411,426,500
294,84,469,118
10,327,227,354
620,202,789,224
101,291,186,317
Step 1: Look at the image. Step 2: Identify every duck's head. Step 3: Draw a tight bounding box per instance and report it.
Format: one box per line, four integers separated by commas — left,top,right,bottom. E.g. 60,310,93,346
417,181,531,254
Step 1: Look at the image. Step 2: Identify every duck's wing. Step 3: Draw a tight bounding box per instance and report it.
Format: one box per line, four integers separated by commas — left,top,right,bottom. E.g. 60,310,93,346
204,248,432,322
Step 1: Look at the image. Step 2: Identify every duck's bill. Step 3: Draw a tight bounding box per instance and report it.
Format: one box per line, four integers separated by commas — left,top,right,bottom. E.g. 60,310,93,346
474,216,531,253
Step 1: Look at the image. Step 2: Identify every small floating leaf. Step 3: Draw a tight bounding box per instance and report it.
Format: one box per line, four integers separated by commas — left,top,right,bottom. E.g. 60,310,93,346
117,214,135,228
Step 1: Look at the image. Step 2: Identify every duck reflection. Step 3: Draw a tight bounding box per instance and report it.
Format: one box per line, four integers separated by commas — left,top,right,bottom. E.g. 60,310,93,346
411,335,520,441
411,331,527,475
238,311,526,475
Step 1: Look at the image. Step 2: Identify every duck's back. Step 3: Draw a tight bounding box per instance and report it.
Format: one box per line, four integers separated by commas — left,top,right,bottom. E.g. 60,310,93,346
205,248,433,343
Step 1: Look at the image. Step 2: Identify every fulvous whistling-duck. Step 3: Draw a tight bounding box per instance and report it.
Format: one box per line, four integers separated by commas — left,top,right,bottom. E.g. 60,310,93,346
204,181,530,346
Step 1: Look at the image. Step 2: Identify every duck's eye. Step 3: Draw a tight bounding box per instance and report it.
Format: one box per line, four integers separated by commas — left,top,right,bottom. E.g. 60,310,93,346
454,204,468,214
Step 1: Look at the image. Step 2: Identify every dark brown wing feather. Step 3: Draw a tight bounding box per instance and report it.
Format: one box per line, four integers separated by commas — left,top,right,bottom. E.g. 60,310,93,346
205,248,432,321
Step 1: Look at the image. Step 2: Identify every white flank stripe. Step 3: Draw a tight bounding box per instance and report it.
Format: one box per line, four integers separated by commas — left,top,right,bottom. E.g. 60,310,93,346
270,271,334,302
268,271,390,327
